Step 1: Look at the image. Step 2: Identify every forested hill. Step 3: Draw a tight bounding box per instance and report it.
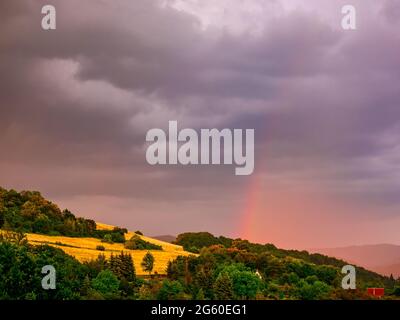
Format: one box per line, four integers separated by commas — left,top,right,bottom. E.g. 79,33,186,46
0,187,397,300
0,187,127,242
174,232,392,289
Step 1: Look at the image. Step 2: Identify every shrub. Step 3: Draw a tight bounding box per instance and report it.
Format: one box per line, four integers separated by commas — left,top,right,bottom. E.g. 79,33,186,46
124,235,162,250
91,270,120,296
157,280,185,300
101,234,113,244
109,252,136,282
219,264,262,299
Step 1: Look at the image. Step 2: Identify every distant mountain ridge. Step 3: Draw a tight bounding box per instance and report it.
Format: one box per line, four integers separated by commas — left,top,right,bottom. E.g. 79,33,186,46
311,244,400,277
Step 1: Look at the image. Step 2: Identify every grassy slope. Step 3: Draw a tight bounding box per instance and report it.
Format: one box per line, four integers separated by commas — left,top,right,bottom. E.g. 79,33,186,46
24,222,192,276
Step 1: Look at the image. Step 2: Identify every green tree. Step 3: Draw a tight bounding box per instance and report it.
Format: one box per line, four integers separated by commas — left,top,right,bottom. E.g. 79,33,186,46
214,272,234,300
125,235,162,250
109,252,136,283
33,245,88,300
81,275,92,296
141,252,155,276
102,234,113,244
0,240,89,300
84,254,107,278
157,280,185,300
295,279,331,300
221,264,261,299
392,286,400,296
195,288,205,300
175,232,226,252
0,242,37,299
91,270,120,296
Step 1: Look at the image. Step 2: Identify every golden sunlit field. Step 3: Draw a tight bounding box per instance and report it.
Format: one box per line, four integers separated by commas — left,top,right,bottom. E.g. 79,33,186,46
19,223,193,276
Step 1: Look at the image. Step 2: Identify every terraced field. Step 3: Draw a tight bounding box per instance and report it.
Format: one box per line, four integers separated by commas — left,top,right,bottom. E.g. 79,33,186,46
22,223,192,276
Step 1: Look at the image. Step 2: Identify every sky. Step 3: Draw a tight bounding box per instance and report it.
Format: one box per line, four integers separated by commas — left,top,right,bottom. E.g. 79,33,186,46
0,0,399,249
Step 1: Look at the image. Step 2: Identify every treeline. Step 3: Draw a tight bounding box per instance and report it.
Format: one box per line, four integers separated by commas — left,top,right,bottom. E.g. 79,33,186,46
163,245,399,300
125,235,162,250
1,231,400,300
175,232,233,253
0,231,158,299
174,232,391,288
0,188,126,242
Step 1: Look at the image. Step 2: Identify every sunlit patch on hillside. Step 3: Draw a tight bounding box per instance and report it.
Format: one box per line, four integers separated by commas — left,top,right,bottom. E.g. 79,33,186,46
18,224,193,276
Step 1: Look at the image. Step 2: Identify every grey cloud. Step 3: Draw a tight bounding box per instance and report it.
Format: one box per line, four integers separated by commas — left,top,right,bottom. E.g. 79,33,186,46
0,0,399,241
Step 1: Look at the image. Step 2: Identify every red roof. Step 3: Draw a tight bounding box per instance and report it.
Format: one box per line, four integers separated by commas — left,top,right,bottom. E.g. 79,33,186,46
367,288,384,297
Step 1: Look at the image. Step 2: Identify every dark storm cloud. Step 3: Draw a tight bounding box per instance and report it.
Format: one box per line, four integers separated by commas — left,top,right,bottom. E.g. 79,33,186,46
75,11,341,99
1,0,341,99
0,0,399,239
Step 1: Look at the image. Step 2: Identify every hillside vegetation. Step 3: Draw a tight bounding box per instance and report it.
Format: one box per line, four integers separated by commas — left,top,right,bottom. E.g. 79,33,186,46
173,232,397,298
0,187,192,276
1,187,399,300
24,230,190,275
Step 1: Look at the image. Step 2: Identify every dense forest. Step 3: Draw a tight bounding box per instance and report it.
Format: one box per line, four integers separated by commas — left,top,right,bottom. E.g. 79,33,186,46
174,232,393,290
0,187,400,300
0,187,128,242
170,236,398,299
